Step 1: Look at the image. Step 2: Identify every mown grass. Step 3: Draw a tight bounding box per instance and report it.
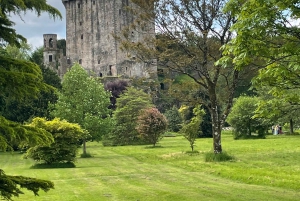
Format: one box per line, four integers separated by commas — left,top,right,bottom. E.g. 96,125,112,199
1,132,300,201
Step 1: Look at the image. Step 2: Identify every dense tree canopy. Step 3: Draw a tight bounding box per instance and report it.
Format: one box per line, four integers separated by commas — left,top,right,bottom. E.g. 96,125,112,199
227,96,269,139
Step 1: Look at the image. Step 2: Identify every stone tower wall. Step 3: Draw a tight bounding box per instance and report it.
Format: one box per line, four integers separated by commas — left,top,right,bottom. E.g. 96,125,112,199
62,0,156,78
43,34,58,71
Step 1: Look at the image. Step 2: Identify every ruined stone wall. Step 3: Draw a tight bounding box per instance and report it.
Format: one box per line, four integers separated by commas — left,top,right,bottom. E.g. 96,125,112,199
62,0,156,78
43,34,59,72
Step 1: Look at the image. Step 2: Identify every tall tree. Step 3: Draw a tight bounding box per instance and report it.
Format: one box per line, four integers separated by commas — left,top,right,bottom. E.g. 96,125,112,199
118,0,256,153
0,1,61,200
221,0,300,120
52,63,112,155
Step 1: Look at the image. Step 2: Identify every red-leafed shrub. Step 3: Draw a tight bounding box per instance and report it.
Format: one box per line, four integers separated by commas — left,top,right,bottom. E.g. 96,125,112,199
136,108,168,146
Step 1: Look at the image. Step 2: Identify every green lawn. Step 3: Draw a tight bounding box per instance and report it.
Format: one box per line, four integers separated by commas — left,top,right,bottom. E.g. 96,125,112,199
1,132,300,201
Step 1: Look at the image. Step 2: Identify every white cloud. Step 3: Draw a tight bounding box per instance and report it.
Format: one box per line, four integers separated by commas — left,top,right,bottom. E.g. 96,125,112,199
10,0,66,49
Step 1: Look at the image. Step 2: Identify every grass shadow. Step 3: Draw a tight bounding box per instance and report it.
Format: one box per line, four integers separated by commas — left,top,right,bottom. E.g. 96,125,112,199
144,145,165,149
185,150,200,156
30,162,76,169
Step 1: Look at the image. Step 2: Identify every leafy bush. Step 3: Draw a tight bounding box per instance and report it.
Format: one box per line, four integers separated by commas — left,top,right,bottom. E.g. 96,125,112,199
227,96,269,139
136,108,168,146
25,118,86,165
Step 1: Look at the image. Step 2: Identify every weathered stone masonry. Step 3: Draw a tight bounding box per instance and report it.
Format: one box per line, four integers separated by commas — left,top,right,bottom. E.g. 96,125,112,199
54,0,157,78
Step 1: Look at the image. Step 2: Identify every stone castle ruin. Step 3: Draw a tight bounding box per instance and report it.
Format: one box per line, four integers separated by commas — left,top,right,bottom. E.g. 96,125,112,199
43,0,157,79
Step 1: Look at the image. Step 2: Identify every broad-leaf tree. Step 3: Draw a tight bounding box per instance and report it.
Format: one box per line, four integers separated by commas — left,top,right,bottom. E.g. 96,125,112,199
222,0,300,126
180,105,205,152
118,0,257,153
254,87,300,134
227,96,269,139
52,63,112,155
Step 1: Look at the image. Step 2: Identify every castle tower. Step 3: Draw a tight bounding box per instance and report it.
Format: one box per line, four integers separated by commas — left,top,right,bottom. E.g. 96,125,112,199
43,34,58,71
62,0,156,78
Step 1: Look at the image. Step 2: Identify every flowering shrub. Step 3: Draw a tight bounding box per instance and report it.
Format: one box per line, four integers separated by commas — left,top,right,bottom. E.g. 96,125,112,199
136,108,168,146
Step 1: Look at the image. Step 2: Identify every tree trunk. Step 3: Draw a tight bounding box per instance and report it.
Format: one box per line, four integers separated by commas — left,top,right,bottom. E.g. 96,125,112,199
83,139,87,155
290,118,294,134
248,120,251,136
211,104,222,153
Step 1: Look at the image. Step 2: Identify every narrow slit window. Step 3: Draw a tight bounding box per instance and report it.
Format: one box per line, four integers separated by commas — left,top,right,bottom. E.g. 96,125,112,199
49,55,53,62
79,59,82,64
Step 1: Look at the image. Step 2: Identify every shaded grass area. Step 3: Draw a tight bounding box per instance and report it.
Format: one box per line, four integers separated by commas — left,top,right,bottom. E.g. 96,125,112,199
1,133,300,200
30,162,76,169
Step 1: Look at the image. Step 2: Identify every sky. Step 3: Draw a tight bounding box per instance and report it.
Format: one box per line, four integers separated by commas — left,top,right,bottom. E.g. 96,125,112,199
10,0,66,50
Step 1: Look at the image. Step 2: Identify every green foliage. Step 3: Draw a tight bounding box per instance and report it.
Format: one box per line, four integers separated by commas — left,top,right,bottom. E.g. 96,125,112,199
3,41,31,60
205,152,235,162
221,0,300,124
0,55,53,101
52,63,112,142
0,169,54,201
0,116,53,151
180,105,205,151
25,118,87,164
0,65,61,123
227,96,269,139
164,106,182,132
0,1,61,200
30,47,44,66
107,87,154,145
136,108,168,146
